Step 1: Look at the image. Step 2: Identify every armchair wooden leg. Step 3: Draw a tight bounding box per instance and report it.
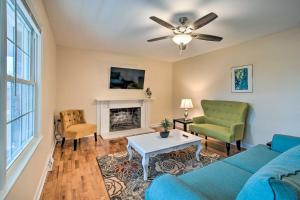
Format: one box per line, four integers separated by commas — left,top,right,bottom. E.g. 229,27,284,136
94,132,97,142
74,139,78,151
236,140,241,151
226,143,230,156
61,137,65,148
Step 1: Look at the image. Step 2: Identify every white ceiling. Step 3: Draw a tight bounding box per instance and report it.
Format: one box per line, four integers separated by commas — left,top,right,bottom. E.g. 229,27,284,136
43,0,300,62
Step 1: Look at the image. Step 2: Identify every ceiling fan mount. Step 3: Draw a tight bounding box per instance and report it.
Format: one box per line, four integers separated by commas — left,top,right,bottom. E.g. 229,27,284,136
178,17,188,25
147,13,223,51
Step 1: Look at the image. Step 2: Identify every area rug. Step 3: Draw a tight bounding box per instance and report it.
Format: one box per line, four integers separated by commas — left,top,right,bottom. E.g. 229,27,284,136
96,147,221,200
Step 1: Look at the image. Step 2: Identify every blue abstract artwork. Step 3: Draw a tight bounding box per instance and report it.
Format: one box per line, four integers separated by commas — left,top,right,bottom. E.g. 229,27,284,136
234,68,248,90
232,65,253,93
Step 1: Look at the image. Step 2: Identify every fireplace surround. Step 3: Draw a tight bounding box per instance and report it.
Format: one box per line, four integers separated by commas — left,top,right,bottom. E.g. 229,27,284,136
96,98,154,139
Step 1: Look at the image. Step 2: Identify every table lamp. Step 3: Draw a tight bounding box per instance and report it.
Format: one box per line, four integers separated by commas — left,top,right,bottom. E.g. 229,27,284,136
180,99,193,121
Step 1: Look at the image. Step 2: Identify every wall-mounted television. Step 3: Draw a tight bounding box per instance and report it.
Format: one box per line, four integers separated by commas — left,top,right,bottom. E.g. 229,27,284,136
109,67,145,89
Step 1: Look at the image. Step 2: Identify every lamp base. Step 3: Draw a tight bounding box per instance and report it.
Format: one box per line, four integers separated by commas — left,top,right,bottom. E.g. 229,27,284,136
184,109,189,121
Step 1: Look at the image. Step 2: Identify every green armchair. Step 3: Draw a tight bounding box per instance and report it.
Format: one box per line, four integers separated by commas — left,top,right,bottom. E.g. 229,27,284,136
189,100,249,155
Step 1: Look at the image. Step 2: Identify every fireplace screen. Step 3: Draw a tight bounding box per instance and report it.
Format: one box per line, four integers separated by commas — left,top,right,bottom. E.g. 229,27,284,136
109,107,141,132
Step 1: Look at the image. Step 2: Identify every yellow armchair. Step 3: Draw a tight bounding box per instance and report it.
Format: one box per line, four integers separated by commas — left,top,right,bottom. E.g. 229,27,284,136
60,110,97,150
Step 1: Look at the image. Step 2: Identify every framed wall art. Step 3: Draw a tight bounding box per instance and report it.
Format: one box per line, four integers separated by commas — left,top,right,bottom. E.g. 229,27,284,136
231,64,253,93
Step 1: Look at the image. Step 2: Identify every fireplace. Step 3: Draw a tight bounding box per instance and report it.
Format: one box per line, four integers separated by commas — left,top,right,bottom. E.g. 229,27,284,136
96,98,154,139
109,107,141,132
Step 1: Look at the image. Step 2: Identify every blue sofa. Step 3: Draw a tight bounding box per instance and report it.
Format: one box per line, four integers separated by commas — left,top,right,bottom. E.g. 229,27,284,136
145,134,300,200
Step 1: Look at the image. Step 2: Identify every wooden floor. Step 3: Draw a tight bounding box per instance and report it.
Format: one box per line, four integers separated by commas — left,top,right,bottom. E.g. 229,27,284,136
40,130,243,200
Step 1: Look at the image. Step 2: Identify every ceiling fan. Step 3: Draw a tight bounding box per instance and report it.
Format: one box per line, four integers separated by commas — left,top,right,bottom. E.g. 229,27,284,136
147,12,223,52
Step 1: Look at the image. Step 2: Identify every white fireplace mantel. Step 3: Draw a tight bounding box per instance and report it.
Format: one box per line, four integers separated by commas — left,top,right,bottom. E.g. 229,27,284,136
96,97,153,102
96,98,154,140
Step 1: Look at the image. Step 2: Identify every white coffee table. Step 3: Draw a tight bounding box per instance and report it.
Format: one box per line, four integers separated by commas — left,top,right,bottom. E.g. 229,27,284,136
126,129,202,180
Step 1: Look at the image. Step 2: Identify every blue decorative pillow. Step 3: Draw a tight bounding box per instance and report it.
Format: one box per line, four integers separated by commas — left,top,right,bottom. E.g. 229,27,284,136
236,145,300,200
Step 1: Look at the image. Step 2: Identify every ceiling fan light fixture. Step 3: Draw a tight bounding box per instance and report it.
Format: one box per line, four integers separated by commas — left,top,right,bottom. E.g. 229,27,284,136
172,34,192,45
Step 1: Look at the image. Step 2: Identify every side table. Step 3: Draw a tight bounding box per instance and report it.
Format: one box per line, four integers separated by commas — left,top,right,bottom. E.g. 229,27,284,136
173,118,193,132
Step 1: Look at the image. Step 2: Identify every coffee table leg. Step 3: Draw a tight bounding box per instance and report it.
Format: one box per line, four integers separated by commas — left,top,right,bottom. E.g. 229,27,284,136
142,154,149,180
195,143,202,161
127,144,133,160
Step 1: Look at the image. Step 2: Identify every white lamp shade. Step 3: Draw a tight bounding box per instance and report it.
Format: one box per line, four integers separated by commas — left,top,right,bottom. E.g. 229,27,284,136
172,34,192,45
180,99,193,109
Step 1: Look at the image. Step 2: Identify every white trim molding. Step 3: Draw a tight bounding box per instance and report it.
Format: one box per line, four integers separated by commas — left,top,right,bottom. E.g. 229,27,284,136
150,123,161,128
0,137,42,199
0,0,7,191
33,141,56,200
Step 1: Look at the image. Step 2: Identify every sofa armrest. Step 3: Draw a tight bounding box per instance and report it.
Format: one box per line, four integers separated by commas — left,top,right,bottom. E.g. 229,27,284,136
230,123,245,141
272,134,300,153
145,174,208,200
192,116,206,124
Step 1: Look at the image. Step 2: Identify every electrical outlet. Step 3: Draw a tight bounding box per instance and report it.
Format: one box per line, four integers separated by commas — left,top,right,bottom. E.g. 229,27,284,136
47,157,54,171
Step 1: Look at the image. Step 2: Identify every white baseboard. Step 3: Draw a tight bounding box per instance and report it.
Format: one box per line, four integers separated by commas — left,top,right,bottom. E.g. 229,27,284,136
241,142,254,149
33,141,56,200
150,123,161,128
230,141,253,149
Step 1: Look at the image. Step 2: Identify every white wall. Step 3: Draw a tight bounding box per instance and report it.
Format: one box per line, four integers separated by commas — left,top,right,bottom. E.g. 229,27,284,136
173,27,300,145
5,0,57,199
56,46,173,125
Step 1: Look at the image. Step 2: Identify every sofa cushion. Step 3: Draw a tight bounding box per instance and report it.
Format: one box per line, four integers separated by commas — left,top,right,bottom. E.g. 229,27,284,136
178,161,252,200
189,123,232,142
237,145,300,200
223,144,280,173
145,174,207,200
272,134,300,153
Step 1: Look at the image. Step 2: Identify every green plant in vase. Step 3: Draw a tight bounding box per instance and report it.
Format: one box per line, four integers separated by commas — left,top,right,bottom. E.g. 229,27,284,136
160,118,172,138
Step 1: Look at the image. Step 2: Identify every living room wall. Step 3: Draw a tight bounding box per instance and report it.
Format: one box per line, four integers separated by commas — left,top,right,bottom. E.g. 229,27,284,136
5,0,57,199
172,27,300,146
55,46,173,125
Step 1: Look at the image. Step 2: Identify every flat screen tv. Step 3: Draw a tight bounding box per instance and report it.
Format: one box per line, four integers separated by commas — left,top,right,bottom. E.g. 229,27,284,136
110,67,145,89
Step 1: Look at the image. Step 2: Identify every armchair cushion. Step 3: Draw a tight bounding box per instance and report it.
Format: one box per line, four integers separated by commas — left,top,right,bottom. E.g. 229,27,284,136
65,123,96,139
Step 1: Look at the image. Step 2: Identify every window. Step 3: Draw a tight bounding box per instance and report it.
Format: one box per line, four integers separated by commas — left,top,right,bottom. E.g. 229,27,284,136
6,0,39,168
1,0,41,196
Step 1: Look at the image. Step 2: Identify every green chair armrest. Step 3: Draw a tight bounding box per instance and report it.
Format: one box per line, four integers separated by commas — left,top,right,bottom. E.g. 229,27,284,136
230,123,245,141
192,116,206,124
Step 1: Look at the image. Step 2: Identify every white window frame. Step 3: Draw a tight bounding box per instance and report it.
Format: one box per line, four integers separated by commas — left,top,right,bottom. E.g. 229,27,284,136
0,0,42,198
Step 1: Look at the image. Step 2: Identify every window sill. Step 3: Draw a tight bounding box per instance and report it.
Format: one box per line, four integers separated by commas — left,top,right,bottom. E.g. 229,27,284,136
0,136,42,199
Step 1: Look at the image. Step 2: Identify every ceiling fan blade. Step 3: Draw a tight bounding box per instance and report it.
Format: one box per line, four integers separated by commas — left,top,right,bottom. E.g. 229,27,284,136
191,12,218,30
147,36,172,42
192,34,223,41
150,16,175,30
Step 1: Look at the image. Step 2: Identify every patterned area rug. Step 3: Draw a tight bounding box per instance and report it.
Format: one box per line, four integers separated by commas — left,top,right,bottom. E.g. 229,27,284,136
96,147,221,200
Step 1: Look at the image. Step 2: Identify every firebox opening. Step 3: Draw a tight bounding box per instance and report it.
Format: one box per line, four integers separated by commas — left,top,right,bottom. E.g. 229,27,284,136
109,107,141,132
